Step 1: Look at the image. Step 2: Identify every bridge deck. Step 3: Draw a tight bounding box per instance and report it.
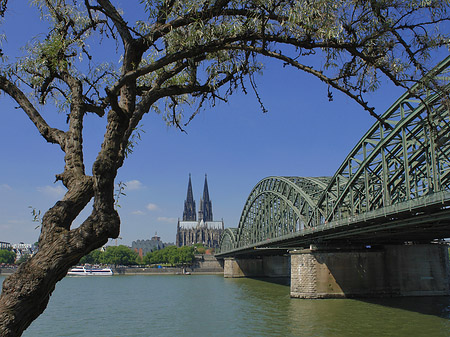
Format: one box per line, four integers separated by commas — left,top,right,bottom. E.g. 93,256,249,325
217,191,450,257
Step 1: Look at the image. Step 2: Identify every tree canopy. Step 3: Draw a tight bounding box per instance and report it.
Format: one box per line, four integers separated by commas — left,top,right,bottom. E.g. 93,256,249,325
79,248,103,264
0,250,16,264
0,1,449,336
101,245,139,265
144,245,194,266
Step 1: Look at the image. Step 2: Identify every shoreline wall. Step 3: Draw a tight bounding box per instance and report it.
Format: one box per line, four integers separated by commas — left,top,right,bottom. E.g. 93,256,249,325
117,254,224,275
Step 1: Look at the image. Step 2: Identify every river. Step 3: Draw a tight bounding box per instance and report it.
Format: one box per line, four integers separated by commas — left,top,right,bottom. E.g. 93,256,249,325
2,275,450,336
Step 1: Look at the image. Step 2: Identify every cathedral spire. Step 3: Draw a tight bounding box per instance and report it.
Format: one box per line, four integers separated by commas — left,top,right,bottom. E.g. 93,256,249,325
183,174,196,221
203,174,210,202
200,174,213,221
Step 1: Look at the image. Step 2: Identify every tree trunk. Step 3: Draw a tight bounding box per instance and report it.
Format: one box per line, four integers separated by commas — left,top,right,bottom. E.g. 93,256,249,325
0,112,125,335
0,197,120,336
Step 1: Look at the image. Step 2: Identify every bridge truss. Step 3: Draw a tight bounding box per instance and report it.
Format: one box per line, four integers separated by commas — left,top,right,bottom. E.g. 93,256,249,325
218,56,450,256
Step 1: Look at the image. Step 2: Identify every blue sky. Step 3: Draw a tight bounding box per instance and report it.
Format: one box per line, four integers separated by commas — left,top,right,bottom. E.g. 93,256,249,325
0,2,444,246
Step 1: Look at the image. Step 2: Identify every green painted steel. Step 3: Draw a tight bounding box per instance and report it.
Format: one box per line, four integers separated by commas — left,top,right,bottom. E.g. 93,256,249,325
220,228,238,252
218,56,450,255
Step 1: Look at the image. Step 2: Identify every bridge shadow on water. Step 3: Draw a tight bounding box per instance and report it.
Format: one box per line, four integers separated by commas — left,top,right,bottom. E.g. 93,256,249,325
359,296,450,319
244,277,450,319
246,276,291,286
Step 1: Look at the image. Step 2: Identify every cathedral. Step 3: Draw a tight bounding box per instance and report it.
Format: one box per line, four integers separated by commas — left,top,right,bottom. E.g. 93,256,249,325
176,174,224,248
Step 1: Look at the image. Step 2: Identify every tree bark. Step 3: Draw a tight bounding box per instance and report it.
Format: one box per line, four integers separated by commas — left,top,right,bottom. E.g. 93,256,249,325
0,191,120,337
0,109,126,336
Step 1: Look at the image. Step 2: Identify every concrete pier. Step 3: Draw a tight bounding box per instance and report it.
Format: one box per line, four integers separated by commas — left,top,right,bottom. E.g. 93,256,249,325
290,244,450,298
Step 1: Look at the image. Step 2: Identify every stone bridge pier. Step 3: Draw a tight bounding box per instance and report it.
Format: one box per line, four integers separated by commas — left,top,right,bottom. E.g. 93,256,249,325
290,243,450,298
223,244,450,298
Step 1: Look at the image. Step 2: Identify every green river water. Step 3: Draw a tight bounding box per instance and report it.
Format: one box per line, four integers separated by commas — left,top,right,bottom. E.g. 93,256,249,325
2,274,450,337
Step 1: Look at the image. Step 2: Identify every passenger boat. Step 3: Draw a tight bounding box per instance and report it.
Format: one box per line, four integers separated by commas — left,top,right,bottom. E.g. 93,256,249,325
67,265,113,276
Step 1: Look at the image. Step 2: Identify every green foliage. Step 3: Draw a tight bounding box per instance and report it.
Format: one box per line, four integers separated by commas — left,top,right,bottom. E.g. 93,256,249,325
130,0,450,122
135,255,145,266
40,33,69,72
101,245,138,266
143,245,194,266
114,182,127,210
6,0,449,132
194,244,206,254
79,249,103,265
125,124,146,158
79,246,140,266
0,249,15,264
178,246,195,265
28,206,42,230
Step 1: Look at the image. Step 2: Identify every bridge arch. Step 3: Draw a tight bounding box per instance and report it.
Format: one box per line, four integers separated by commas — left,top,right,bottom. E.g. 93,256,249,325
218,228,238,252
234,176,330,248
220,56,450,254
317,56,450,223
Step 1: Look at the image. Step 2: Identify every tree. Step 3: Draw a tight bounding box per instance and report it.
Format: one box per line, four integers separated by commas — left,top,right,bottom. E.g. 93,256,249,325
101,245,138,266
0,0,449,335
79,249,103,264
134,253,145,266
154,248,166,264
0,250,15,264
179,246,195,265
143,245,194,266
164,245,180,266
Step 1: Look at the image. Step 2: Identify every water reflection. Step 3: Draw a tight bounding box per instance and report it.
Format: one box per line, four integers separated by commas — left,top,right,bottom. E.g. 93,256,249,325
2,275,449,337
227,277,450,337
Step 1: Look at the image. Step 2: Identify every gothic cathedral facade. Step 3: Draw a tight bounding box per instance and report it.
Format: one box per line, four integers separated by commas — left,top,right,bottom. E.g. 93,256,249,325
176,174,224,248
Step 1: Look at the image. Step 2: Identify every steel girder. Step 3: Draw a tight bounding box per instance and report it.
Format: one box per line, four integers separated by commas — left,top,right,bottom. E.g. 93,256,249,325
230,176,332,248
219,228,238,252
219,56,450,253
318,56,450,223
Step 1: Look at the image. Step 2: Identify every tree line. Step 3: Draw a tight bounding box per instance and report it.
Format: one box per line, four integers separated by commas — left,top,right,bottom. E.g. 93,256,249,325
0,245,197,267
79,245,195,267
142,246,194,266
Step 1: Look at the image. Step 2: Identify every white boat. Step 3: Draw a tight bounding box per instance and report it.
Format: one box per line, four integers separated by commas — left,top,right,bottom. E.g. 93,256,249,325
67,265,113,276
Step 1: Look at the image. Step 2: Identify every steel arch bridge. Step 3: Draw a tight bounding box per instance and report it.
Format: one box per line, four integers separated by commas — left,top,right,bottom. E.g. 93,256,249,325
217,56,450,257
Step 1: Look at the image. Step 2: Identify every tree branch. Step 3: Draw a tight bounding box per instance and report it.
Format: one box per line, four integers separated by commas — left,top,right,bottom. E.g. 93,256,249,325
0,75,66,147
96,0,133,46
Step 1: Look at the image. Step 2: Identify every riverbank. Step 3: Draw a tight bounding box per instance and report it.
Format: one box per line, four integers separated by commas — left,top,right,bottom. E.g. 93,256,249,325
0,267,16,275
114,267,223,275
115,254,224,275
0,254,224,276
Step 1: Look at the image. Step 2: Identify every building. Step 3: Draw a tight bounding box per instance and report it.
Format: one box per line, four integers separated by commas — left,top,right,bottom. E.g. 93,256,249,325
11,242,37,261
176,174,224,248
0,241,11,250
132,233,167,258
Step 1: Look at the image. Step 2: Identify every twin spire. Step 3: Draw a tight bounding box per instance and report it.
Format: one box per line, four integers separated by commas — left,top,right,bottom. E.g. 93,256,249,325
183,174,213,222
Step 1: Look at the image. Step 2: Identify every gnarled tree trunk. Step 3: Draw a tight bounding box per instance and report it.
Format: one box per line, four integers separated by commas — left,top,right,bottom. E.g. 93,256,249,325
0,109,126,336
